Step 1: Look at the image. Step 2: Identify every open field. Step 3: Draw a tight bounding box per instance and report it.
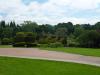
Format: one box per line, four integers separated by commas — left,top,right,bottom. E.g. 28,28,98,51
41,47,100,57
0,56,100,75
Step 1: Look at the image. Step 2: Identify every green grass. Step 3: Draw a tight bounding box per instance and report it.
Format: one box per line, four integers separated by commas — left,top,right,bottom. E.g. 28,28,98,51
41,47,100,57
0,56,100,75
0,45,13,48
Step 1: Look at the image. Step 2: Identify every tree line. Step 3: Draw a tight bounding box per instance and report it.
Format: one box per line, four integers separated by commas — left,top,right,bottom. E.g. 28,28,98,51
0,20,100,48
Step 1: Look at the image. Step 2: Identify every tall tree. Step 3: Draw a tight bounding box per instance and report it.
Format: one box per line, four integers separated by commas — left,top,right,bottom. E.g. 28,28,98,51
55,22,74,35
0,20,6,28
78,30,100,48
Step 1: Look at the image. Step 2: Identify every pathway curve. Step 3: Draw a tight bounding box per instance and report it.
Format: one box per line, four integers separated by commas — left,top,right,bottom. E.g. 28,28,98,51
0,48,100,67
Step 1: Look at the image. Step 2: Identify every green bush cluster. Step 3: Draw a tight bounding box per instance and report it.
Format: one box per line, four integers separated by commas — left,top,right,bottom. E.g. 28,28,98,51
39,42,64,48
13,42,25,47
48,42,64,48
13,42,38,47
1,38,11,45
26,43,38,47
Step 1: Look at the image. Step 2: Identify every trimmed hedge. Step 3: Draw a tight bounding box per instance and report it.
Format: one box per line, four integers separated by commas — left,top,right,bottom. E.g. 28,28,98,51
1,38,11,45
48,42,64,48
13,42,38,47
26,43,38,47
13,42,26,47
39,42,64,48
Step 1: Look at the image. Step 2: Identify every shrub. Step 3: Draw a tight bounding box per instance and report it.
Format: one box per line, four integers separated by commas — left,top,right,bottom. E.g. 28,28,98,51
13,42,26,47
14,32,25,43
60,38,67,47
38,39,49,44
1,38,11,45
48,42,64,48
38,44,49,48
26,43,38,47
25,32,35,43
68,42,79,47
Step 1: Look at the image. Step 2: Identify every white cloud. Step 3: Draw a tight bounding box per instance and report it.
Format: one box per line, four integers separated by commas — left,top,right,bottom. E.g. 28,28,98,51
0,0,100,24
69,0,100,10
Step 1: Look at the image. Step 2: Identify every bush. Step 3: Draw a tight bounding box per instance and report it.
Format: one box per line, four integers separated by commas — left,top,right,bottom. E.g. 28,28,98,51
1,38,11,45
14,32,25,43
38,42,63,48
68,42,79,47
48,42,64,48
26,43,38,47
13,42,26,47
38,44,49,48
38,39,49,44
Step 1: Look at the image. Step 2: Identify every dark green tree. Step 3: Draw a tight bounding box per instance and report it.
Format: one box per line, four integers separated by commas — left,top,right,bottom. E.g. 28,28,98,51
78,30,100,48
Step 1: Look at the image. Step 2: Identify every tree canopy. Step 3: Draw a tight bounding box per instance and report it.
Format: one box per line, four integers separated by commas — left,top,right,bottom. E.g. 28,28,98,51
0,20,100,48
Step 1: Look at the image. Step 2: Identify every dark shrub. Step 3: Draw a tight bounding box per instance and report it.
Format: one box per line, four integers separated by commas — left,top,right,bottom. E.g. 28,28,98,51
48,42,63,48
38,44,49,48
13,42,25,47
68,42,79,47
14,32,25,43
26,43,38,47
1,38,11,45
77,30,100,48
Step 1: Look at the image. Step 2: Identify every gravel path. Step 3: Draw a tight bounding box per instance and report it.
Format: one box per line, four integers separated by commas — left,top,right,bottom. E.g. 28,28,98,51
0,48,100,67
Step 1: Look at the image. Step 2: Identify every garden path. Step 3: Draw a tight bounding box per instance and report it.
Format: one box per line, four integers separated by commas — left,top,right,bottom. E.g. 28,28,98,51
0,48,100,67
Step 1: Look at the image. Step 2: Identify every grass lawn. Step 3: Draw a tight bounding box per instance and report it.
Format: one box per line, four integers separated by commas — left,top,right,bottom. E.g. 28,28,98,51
0,56,100,75
0,45,13,48
41,47,100,57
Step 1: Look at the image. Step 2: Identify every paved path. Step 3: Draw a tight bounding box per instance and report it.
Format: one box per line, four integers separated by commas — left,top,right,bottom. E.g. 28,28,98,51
0,48,100,67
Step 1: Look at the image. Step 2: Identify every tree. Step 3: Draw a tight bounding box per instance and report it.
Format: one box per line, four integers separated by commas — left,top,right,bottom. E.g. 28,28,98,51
0,21,6,39
56,22,74,35
2,27,13,38
21,21,38,32
73,24,85,38
93,22,100,33
78,30,100,48
0,20,6,28
61,37,67,47
81,24,92,30
55,28,67,40
10,21,16,28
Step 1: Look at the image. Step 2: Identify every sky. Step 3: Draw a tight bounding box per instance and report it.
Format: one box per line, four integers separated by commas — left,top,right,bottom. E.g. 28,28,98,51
0,0,100,25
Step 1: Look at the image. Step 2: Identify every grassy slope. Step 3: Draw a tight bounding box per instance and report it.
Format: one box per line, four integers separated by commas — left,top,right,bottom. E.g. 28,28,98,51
0,56,100,75
41,47,100,57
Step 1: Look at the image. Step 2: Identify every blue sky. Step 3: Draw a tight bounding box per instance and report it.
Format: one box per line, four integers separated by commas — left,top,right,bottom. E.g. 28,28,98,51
0,0,100,24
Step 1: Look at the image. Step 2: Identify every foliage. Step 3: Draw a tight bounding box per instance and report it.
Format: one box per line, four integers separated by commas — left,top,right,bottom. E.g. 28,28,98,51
1,38,11,45
38,44,49,48
0,20,100,48
39,42,63,48
13,32,36,47
13,42,26,47
25,32,36,43
14,32,25,43
26,43,38,47
61,38,67,47
77,30,100,48
48,42,64,48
